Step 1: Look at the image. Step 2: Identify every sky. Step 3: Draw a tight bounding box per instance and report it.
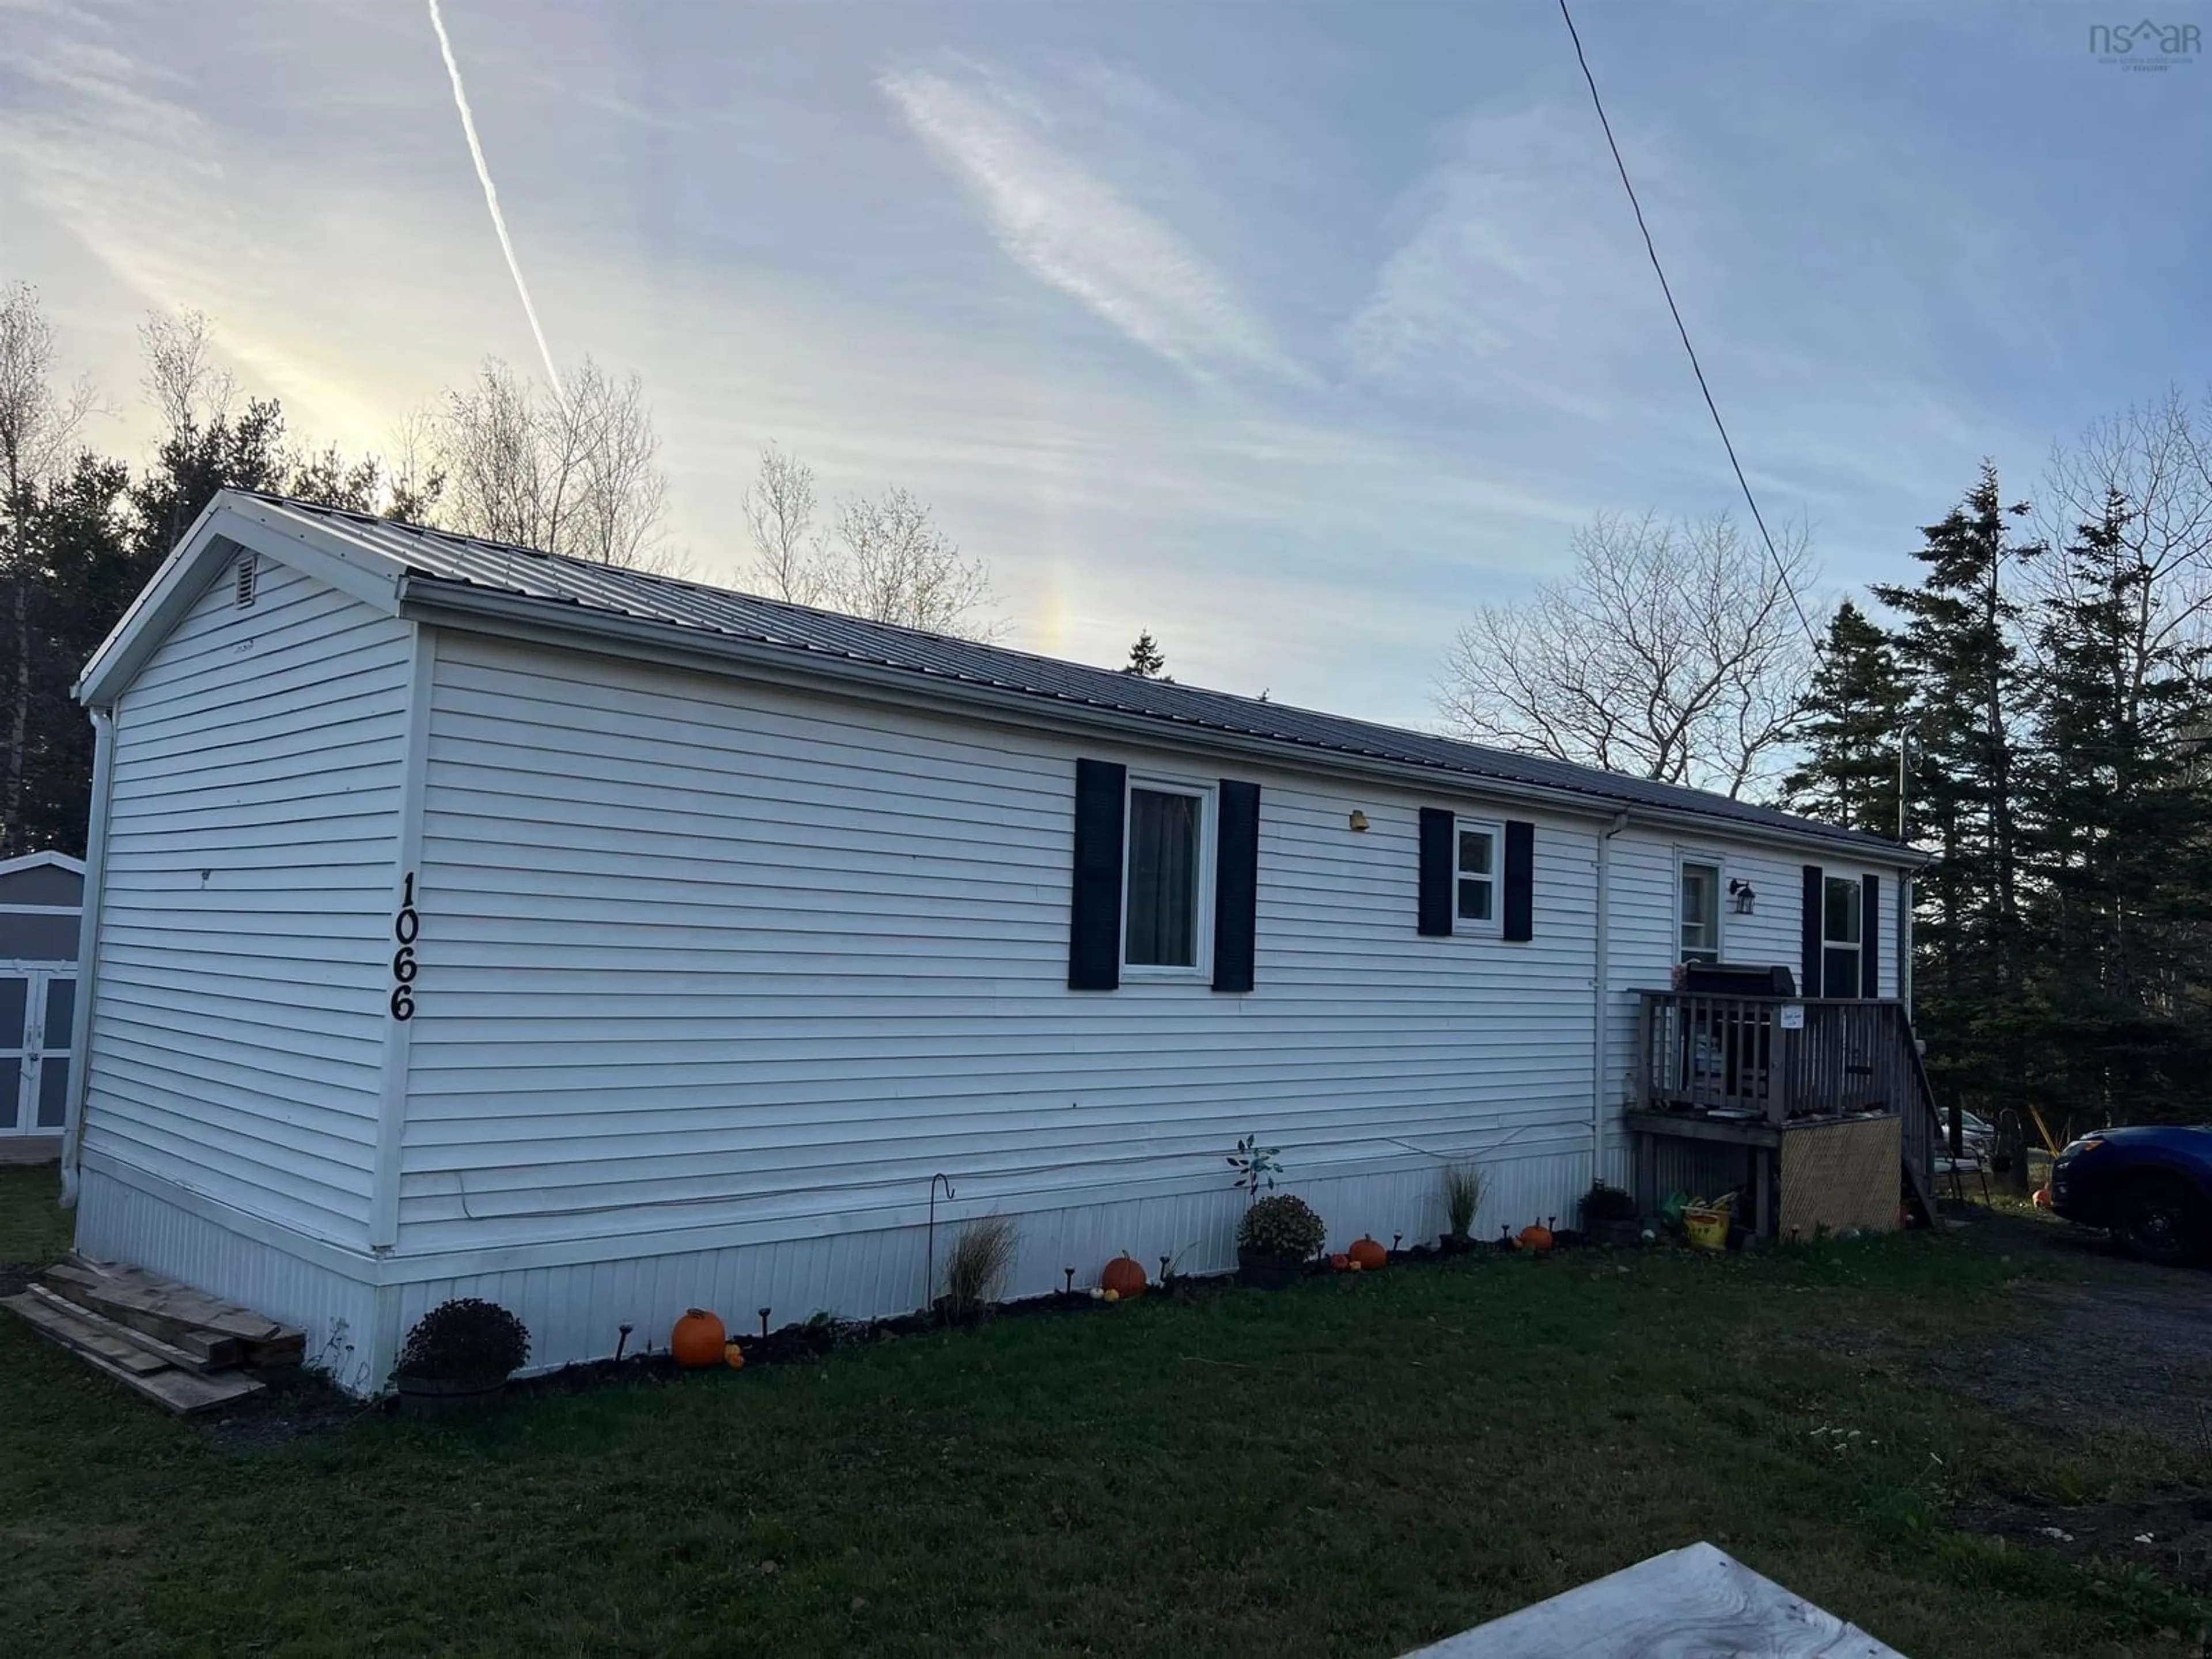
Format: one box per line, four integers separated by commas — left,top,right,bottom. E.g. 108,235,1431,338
1,0,2206,725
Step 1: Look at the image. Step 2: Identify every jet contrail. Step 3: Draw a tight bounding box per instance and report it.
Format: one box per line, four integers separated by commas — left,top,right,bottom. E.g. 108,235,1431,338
425,0,565,403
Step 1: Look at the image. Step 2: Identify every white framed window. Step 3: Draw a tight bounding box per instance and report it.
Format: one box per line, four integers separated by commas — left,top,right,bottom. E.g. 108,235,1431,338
1823,876,1863,997
1122,777,1215,975
1455,819,1502,933
1679,857,1723,964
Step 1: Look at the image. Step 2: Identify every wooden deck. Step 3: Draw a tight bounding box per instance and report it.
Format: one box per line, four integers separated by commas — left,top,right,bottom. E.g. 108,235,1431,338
1400,1541,1906,1657
1630,992,1945,1236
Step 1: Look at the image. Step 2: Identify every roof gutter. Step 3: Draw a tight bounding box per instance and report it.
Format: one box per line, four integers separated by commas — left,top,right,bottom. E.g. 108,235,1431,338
395,577,1930,869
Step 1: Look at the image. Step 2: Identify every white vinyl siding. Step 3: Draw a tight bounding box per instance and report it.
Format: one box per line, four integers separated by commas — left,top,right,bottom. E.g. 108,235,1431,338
82,558,411,1246
395,633,1603,1254
1600,832,1901,1130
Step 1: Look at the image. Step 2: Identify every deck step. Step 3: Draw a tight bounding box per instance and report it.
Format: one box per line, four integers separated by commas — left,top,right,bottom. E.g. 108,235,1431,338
3,1291,265,1416
44,1257,302,1368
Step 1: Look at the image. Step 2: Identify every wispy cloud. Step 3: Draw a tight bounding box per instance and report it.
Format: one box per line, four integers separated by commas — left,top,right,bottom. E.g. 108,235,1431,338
880,65,1306,387
1342,107,1681,419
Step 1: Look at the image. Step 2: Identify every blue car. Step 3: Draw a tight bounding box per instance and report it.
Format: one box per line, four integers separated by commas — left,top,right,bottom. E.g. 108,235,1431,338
2049,1126,2212,1266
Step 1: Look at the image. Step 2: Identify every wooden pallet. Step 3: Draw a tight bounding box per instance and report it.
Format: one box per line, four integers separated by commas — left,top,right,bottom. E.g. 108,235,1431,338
3,1255,305,1418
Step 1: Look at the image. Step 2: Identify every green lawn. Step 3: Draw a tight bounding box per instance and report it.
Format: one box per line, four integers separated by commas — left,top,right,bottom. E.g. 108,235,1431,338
3,1162,2206,1657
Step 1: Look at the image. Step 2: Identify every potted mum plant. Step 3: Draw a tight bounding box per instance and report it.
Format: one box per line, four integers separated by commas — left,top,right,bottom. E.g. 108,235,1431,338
1237,1194,1327,1289
392,1297,532,1413
1578,1181,1642,1248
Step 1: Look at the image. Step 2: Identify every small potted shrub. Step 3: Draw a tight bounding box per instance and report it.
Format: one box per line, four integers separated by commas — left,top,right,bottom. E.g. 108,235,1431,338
1578,1182,1642,1247
392,1297,531,1413
1237,1194,1325,1289
1438,1162,1487,1255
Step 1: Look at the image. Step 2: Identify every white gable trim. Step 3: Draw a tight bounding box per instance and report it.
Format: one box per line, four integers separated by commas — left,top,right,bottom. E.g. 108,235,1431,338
0,850,84,879
74,491,409,708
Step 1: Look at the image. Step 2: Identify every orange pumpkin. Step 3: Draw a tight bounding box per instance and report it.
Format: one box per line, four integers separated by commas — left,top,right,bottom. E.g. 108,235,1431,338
672,1308,726,1369
724,1340,747,1370
1517,1222,1554,1254
1348,1236,1388,1271
1100,1254,1148,1300
1329,1252,1351,1272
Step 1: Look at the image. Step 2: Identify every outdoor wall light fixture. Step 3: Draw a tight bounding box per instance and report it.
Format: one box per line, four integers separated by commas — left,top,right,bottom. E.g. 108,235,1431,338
1349,810,1370,832
1729,878,1757,914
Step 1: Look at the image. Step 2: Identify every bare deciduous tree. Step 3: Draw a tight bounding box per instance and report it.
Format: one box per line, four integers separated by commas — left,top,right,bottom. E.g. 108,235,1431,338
741,444,824,608
2,283,100,855
429,357,673,570
741,444,999,639
1438,511,1817,798
2038,388,2212,707
139,306,231,445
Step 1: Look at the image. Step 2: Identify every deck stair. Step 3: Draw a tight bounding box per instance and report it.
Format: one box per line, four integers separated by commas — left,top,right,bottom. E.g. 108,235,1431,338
2,1255,303,1416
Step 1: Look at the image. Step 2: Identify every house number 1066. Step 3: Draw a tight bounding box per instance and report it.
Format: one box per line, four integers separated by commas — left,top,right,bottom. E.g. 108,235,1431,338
391,872,421,1021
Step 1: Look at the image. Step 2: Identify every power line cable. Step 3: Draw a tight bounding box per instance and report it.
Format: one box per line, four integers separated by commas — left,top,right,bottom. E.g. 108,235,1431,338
1556,0,1823,648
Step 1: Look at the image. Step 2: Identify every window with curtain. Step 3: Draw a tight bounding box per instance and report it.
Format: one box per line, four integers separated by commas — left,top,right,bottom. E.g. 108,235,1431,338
1823,875,1863,997
1124,787,1201,967
1679,860,1721,963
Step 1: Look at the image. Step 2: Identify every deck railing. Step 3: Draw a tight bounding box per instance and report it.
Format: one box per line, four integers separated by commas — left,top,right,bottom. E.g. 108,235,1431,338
1635,991,1937,1130
1633,991,1948,1221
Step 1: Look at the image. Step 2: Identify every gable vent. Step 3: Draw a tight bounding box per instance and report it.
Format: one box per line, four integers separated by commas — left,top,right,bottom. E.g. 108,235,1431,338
234,552,257,609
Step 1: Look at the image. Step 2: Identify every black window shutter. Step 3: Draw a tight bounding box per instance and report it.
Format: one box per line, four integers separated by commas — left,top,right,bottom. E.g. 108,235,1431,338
1211,781,1260,993
1800,865,1823,997
1417,808,1453,936
1861,873,1881,998
1068,759,1126,990
1502,820,1535,941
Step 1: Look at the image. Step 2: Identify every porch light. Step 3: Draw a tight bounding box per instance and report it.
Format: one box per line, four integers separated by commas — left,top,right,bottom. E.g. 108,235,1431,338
1728,878,1756,915
1348,810,1369,832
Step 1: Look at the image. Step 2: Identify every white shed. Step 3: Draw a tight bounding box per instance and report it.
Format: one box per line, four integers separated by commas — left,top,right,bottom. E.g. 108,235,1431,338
64,491,1927,1394
1,850,83,1154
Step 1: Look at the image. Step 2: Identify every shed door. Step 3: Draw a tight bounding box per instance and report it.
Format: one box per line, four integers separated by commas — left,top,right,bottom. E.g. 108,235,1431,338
0,973,27,1134
0,970,72,1135
29,975,74,1131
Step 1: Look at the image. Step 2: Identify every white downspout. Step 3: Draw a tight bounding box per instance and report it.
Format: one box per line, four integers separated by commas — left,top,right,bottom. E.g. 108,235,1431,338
1591,812,1630,1187
60,704,116,1207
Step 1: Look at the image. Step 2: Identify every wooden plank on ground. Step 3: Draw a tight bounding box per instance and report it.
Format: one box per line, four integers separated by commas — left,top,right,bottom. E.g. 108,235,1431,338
24,1283,218,1373
5,1291,169,1374
41,1264,247,1367
1399,1542,1905,1658
5,1293,264,1415
50,1257,299,1359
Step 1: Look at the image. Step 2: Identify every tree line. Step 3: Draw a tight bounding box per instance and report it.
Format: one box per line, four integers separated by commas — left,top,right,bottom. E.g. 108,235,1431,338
1442,392,2212,1133
0,282,996,861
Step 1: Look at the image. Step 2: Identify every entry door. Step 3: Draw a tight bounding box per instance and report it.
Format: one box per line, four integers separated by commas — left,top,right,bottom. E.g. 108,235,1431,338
0,969,73,1136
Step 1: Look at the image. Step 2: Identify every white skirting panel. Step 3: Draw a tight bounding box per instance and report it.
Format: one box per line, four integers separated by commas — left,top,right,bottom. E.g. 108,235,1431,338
384,1144,1599,1387
77,1145,1600,1396
74,1166,384,1396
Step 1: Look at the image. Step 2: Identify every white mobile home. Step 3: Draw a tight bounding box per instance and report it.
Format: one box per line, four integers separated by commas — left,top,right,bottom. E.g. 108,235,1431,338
65,492,1926,1395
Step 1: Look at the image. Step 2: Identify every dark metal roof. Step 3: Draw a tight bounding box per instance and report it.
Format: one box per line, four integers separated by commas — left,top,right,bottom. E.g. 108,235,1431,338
255,493,1914,858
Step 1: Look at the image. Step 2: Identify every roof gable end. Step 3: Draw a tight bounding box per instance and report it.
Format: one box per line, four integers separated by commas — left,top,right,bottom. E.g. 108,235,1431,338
75,491,411,708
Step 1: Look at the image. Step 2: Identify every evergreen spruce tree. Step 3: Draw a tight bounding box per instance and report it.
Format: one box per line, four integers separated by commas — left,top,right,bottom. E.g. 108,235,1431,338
1872,464,2032,1155
2021,490,2212,1123
1782,600,1907,837
1123,631,1167,680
